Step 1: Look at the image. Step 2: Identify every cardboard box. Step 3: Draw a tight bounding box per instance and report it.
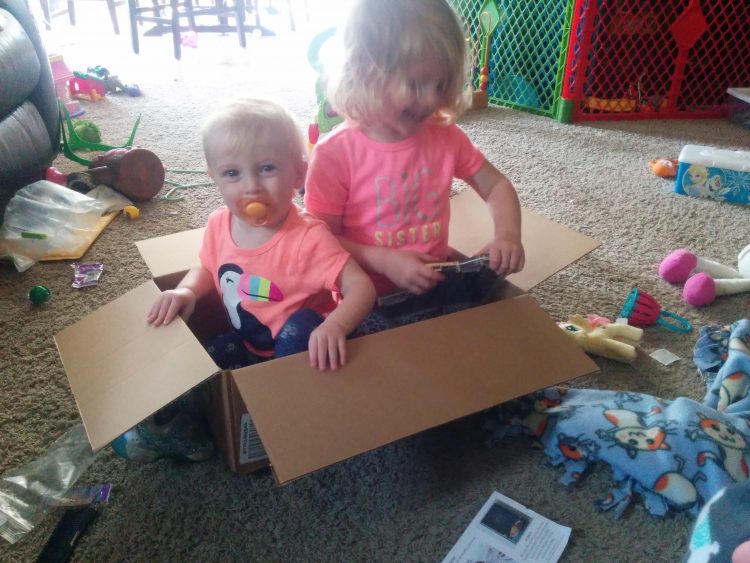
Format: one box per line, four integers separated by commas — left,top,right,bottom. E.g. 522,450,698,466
54,191,600,484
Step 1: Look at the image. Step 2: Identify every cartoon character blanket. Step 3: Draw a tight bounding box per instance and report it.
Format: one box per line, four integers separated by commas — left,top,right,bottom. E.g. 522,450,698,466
486,319,750,518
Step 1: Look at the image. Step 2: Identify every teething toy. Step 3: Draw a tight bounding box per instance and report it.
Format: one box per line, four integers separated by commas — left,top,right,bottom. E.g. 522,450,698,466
620,288,692,332
658,245,750,307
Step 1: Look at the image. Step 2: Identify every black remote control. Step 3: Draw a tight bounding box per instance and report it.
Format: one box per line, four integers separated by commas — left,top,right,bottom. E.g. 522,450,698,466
36,505,98,563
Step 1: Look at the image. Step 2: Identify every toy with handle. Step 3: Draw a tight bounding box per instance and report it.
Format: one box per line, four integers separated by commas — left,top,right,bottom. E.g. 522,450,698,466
620,288,692,332
659,245,750,307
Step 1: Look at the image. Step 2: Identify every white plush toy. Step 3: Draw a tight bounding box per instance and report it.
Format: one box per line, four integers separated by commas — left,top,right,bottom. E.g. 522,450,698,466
658,244,750,307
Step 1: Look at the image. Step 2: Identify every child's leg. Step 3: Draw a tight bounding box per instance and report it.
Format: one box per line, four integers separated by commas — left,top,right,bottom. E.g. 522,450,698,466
274,308,324,358
205,330,261,370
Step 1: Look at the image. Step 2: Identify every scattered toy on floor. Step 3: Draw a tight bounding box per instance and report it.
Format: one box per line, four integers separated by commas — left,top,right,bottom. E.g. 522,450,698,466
68,70,106,101
558,314,643,364
72,120,101,144
45,166,69,185
28,285,51,304
87,147,165,201
86,65,141,97
648,158,679,178
620,287,693,332
122,205,140,219
659,245,750,307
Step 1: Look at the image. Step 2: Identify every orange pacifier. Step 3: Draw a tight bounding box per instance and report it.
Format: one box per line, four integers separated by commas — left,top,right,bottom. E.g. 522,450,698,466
242,201,269,226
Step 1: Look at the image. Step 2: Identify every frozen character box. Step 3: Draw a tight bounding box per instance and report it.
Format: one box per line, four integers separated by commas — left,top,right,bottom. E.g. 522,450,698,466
675,144,750,205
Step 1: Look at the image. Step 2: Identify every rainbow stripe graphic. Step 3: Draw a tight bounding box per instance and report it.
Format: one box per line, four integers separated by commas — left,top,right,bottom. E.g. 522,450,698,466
239,274,284,302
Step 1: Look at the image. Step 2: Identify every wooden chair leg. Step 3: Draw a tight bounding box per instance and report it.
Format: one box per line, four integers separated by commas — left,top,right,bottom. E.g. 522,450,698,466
67,0,76,25
127,0,141,54
170,0,182,60
106,0,120,34
39,0,52,30
235,0,246,48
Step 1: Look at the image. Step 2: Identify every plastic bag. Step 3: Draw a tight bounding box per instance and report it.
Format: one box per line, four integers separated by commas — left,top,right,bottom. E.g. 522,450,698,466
0,180,131,272
0,424,100,545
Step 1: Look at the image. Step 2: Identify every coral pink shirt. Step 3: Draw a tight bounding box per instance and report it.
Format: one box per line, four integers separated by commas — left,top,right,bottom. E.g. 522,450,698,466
304,121,485,294
199,205,350,354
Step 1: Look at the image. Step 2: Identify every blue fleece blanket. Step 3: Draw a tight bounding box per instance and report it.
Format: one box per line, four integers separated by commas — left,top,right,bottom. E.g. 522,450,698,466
487,319,750,518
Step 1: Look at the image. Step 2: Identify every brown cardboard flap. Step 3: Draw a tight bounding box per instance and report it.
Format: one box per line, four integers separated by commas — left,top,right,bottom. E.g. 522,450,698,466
54,281,218,451
449,190,600,290
135,227,205,279
136,195,598,293
232,295,598,484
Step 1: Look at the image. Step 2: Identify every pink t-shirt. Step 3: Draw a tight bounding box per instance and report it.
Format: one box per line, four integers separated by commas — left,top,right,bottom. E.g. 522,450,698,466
199,205,350,355
304,121,485,293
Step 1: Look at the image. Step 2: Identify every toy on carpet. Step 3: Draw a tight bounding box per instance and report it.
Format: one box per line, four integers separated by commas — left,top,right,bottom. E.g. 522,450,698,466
659,246,750,307
28,285,51,304
86,66,141,97
648,158,679,178
620,287,693,332
72,120,101,144
68,71,106,101
122,205,140,220
558,314,643,364
86,148,165,201
58,101,141,166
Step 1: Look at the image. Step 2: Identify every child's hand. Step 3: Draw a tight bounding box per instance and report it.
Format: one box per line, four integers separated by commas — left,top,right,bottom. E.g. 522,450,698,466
380,249,445,294
147,288,197,326
482,236,525,277
308,319,348,371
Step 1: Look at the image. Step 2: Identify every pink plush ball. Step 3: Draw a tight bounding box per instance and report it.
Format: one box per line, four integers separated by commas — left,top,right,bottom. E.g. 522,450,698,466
683,273,716,307
659,249,698,283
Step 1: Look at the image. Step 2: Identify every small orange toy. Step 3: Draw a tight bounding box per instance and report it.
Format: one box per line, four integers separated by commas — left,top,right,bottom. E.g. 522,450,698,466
648,158,679,178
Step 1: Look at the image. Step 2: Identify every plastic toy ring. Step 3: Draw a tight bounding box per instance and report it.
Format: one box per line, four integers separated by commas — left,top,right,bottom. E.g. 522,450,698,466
243,201,269,226
620,288,692,333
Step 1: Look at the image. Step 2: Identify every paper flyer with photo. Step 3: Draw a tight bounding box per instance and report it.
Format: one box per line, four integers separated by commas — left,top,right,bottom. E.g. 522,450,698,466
442,491,571,563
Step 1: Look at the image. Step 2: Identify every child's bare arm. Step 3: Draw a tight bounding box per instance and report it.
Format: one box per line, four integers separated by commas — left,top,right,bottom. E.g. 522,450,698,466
310,211,443,294
466,160,525,276
147,266,214,326
308,258,377,371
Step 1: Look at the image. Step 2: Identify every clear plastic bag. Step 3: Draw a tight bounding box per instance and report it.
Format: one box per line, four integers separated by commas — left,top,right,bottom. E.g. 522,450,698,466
0,180,130,272
0,424,100,545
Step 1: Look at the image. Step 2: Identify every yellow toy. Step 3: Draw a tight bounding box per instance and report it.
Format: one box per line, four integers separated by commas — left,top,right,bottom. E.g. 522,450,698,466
558,315,643,364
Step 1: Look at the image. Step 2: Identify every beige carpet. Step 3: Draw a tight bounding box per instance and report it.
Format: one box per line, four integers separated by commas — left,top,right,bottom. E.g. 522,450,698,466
1,7,749,561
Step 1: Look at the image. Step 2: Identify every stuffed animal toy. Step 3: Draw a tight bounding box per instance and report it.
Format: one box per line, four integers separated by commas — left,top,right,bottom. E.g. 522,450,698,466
558,315,644,364
658,245,750,307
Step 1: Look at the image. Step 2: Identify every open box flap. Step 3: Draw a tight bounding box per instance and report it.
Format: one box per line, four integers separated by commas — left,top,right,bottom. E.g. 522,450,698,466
233,294,598,484
135,227,204,279
449,190,600,290
54,281,218,451
135,192,599,291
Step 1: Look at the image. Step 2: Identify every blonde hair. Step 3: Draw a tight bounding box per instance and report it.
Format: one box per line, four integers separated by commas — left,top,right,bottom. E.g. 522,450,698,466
327,0,470,127
201,98,306,169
